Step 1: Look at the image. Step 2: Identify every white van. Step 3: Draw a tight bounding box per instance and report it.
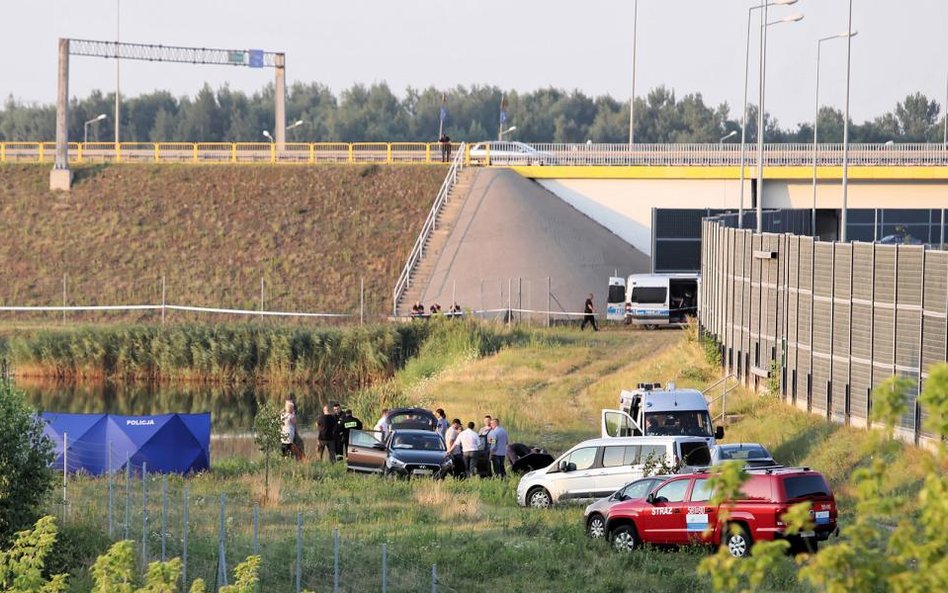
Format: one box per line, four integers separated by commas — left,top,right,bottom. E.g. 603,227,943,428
625,273,699,329
515,435,712,508
601,382,724,445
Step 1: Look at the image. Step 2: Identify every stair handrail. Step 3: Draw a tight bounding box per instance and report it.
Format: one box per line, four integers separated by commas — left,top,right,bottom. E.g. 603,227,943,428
703,373,739,424
392,143,466,317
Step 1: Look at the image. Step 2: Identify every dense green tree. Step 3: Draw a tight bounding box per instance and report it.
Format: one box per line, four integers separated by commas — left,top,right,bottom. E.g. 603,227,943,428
0,84,942,144
0,381,55,541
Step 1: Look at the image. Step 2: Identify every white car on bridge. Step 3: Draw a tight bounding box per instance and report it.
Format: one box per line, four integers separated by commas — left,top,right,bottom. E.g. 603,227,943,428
468,141,555,166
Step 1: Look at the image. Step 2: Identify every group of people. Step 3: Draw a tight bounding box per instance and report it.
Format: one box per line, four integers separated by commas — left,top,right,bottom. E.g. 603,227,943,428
443,413,509,479
410,302,463,318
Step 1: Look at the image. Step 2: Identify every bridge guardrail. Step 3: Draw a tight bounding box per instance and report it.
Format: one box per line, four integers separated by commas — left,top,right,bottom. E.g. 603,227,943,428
1,141,946,166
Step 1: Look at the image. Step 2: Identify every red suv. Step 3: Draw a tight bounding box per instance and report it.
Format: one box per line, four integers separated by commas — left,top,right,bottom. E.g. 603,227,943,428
604,467,837,557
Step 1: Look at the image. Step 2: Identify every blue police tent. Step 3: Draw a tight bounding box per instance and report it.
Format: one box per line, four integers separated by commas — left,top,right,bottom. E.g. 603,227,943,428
42,413,211,475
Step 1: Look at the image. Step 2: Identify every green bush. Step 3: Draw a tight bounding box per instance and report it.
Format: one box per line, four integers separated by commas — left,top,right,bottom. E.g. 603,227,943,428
0,381,55,541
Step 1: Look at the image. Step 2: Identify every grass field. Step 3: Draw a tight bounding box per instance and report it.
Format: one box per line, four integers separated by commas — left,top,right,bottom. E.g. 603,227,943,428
52,325,944,593
0,164,445,321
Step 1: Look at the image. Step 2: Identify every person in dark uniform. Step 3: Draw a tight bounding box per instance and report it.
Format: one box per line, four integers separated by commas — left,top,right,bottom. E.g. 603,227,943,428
332,402,344,459
316,405,337,463
337,409,364,458
581,293,599,331
439,133,451,162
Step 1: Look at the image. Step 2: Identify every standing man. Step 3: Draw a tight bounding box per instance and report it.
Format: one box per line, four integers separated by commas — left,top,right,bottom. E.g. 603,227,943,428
374,408,391,440
487,417,509,479
581,293,599,331
315,405,337,463
280,400,297,457
338,409,363,459
444,418,463,477
332,402,345,460
477,414,493,477
439,133,452,163
456,421,481,479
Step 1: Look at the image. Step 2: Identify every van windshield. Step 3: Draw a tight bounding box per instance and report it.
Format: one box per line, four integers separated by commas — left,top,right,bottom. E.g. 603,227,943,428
630,287,667,305
644,411,714,438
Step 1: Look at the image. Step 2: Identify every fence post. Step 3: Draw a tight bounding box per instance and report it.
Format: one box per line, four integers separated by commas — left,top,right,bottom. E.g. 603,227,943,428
431,564,437,593
62,433,68,520
108,442,113,538
260,278,265,321
142,462,148,574
252,503,259,554
161,475,168,561
161,275,166,325
295,512,302,593
333,527,340,593
381,543,388,593
217,493,228,587
182,485,189,593
124,452,130,539
507,278,512,327
62,274,67,325
547,276,552,328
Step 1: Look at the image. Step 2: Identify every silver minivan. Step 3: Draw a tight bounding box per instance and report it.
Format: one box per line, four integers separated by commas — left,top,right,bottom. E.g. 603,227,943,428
515,436,711,508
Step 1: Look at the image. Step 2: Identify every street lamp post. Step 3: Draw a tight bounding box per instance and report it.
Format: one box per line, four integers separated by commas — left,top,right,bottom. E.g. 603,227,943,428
756,9,804,233
84,114,107,144
720,130,737,209
811,31,857,238
943,71,947,152
841,0,854,243
629,0,639,147
498,126,518,139
738,0,798,230
262,130,274,143
286,119,304,140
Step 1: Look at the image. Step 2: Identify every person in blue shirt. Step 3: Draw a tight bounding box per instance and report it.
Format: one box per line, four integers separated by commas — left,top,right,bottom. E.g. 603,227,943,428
487,417,509,479
434,408,448,437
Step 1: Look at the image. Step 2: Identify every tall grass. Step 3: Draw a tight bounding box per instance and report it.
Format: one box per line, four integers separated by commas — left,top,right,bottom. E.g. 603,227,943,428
7,323,429,384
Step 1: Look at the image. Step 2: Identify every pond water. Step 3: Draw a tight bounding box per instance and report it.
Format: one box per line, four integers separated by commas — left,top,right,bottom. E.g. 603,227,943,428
17,378,351,433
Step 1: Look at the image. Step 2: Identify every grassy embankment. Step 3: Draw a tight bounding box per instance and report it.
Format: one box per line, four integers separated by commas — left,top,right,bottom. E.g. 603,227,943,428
51,324,943,593
0,163,445,322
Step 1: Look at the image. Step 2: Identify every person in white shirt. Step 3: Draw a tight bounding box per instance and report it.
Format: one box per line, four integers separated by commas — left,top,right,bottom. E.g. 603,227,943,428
373,408,390,440
280,400,297,457
444,418,463,476
456,421,481,478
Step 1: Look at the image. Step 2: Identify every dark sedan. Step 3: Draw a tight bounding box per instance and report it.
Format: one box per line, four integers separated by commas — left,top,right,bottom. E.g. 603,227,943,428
346,428,453,479
583,477,666,539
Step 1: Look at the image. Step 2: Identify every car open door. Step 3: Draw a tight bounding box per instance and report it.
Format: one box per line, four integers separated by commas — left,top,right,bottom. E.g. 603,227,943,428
601,409,640,438
346,430,387,473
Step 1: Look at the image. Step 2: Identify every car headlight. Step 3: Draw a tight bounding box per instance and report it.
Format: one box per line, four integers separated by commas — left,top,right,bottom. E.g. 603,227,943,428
387,457,406,469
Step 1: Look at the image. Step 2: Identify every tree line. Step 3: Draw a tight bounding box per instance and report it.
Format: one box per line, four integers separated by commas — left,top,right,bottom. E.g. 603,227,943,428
0,82,945,144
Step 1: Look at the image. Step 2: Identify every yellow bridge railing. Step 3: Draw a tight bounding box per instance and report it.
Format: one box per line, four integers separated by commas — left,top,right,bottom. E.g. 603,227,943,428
0,142,465,165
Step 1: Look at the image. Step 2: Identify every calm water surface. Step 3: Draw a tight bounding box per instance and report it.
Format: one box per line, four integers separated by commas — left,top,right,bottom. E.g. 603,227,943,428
18,378,349,433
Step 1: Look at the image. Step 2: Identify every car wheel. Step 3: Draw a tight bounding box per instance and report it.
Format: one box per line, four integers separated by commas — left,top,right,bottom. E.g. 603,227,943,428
587,514,606,539
644,324,657,331
610,524,639,553
527,487,552,508
789,537,819,555
724,524,752,558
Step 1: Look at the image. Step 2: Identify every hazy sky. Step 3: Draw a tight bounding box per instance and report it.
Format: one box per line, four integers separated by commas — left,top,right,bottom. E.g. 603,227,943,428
2,0,946,129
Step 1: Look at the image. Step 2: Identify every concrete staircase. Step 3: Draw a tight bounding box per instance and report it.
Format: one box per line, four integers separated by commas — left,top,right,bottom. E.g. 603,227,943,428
396,168,477,316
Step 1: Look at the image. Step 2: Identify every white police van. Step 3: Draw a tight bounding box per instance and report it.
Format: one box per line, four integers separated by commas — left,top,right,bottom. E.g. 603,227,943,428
601,382,724,446
624,273,699,329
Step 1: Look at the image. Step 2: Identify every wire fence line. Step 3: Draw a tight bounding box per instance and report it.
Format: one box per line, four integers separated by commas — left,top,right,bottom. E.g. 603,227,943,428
58,442,465,593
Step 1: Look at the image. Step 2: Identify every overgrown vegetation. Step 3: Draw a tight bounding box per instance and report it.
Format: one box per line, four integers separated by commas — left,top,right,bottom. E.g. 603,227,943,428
0,380,55,541
0,164,444,318
8,325,945,592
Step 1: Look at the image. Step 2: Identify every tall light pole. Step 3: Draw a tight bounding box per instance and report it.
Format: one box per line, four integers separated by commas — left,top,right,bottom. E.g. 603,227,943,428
812,31,857,237
629,0,639,147
262,130,274,143
720,130,737,209
115,0,121,148
840,0,854,243
84,114,107,144
943,71,947,151
755,9,803,232
738,0,798,229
